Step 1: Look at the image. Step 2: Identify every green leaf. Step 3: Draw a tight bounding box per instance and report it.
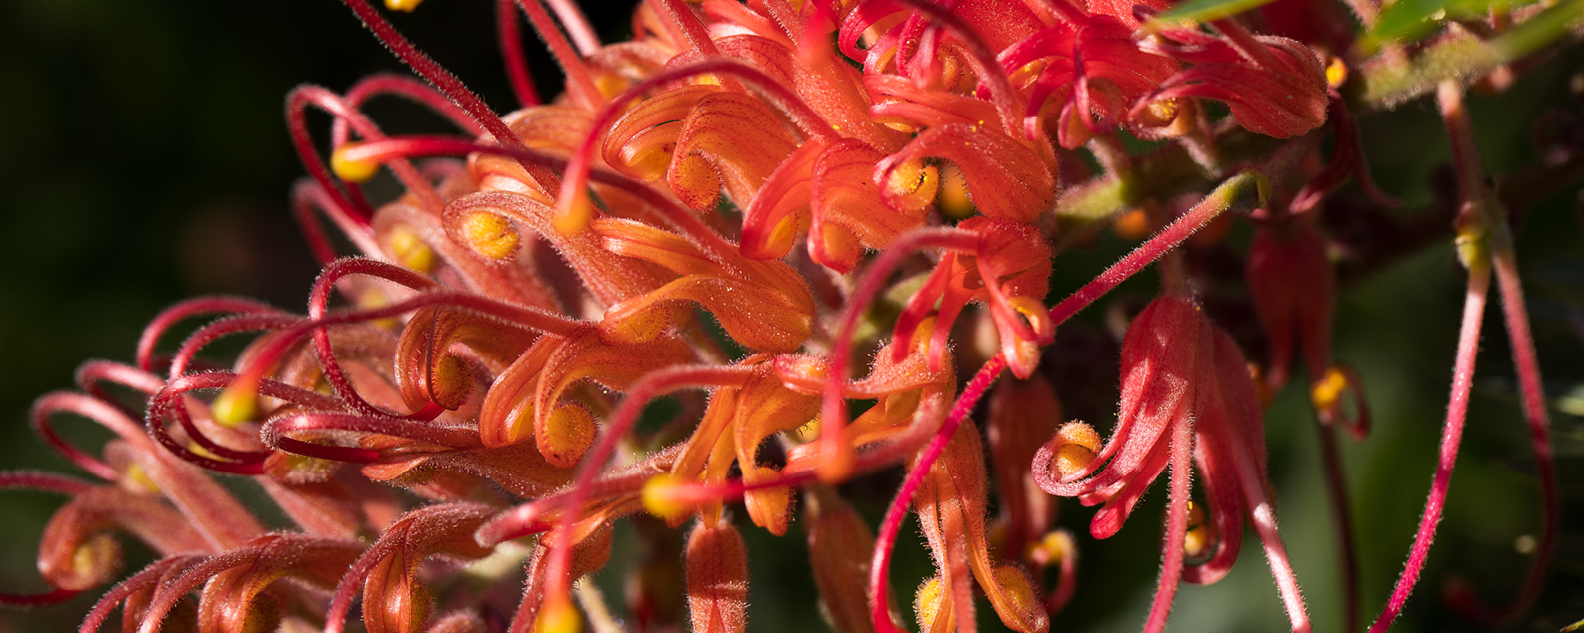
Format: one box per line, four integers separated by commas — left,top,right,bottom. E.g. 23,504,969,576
1491,0,1584,59
1367,0,1539,47
1145,0,1280,29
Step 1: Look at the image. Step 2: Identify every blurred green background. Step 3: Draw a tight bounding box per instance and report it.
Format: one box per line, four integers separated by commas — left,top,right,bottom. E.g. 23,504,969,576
1,0,1582,631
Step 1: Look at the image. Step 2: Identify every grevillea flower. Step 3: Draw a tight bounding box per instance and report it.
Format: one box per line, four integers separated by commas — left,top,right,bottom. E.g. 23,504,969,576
1034,296,1310,633
5,0,1574,632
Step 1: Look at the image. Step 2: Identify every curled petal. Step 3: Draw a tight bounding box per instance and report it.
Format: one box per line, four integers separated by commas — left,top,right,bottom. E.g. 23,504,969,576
667,92,801,211
875,123,1055,223
394,305,540,413
1139,35,1327,139
604,84,722,181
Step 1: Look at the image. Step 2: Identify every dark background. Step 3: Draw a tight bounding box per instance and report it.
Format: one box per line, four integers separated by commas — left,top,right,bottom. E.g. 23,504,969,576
1,0,1583,631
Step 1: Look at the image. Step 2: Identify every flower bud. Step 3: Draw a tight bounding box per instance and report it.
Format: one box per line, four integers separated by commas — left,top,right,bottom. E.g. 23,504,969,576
686,519,749,633
805,489,877,633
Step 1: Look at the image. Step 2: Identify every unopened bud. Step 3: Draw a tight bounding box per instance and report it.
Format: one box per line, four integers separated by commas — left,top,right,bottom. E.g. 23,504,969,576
686,519,748,633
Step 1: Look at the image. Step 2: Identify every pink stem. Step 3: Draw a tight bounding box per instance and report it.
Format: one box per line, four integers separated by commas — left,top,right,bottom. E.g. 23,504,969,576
1470,249,1558,625
1230,421,1315,632
1366,261,1490,633
1048,171,1266,328
1437,80,1558,628
291,85,444,211
497,0,542,107
307,257,438,420
0,470,94,496
1142,411,1194,633
136,296,283,372
869,355,1006,633
513,0,603,109
78,556,199,633
544,0,602,55
821,228,980,481
886,0,1025,137
31,392,156,481
338,0,559,190
1315,423,1361,633
341,73,485,137
286,87,374,226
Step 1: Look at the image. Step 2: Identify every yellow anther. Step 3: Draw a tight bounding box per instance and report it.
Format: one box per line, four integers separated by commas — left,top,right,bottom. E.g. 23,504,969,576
123,463,160,494
388,227,435,274
641,473,692,521
384,0,425,12
553,197,595,236
593,71,629,100
429,354,474,410
211,386,258,426
1325,56,1349,89
1030,531,1070,566
1310,366,1348,412
1113,208,1150,241
1050,421,1101,477
461,211,519,261
1184,501,1210,558
330,143,381,183
538,404,596,469
939,164,973,219
884,160,940,212
1138,98,1180,128
535,599,583,633
356,289,400,331
914,576,949,632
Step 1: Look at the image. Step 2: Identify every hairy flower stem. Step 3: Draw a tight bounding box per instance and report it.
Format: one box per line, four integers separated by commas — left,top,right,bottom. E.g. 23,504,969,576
1434,81,1558,627
1143,409,1194,633
511,0,602,109
495,0,541,107
1231,415,1315,633
1315,422,1361,633
1366,251,1490,633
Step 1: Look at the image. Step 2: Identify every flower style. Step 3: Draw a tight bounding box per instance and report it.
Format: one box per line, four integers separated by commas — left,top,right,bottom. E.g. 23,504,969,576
3,0,1573,632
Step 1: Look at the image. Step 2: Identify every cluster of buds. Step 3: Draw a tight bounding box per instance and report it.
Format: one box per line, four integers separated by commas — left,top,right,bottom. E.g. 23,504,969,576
4,0,1574,631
